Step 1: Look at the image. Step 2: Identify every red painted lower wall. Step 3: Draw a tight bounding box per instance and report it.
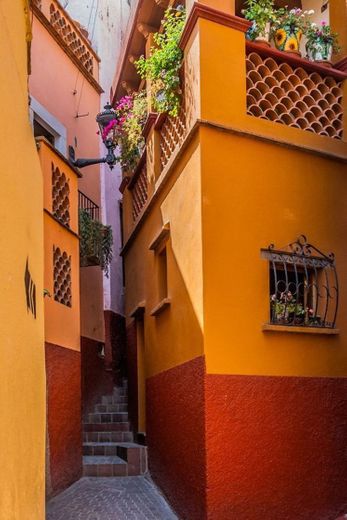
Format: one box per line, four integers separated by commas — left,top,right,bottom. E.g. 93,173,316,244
146,357,347,519
81,336,114,416
146,356,207,520
205,374,347,520
45,342,82,498
126,322,139,433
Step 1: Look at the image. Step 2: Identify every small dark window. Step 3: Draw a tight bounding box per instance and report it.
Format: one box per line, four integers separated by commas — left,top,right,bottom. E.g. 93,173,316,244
34,118,55,146
157,246,168,301
262,235,338,329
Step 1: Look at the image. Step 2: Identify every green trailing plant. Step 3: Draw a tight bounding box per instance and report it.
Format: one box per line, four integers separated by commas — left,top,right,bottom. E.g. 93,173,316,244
119,91,147,170
135,6,186,117
79,209,113,277
243,0,276,40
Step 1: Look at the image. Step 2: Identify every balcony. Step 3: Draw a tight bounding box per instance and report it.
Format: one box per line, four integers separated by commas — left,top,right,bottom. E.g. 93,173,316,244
37,137,81,350
78,192,113,272
120,4,347,245
246,42,345,140
78,190,100,221
30,0,101,91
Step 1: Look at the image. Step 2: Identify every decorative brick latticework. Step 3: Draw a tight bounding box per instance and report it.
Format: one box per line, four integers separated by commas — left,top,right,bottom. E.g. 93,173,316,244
49,3,93,74
32,0,42,8
160,106,187,171
53,247,72,307
132,163,148,222
52,163,70,227
246,51,343,139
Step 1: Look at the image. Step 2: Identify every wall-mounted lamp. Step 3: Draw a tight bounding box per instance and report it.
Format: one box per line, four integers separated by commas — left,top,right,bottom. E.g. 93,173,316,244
69,103,118,170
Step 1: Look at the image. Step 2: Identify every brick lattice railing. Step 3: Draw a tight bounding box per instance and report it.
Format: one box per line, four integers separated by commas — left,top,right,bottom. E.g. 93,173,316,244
246,51,343,139
160,106,187,171
49,2,94,74
131,161,148,222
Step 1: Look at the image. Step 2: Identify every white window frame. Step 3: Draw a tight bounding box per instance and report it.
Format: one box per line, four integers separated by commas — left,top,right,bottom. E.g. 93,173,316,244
30,97,67,156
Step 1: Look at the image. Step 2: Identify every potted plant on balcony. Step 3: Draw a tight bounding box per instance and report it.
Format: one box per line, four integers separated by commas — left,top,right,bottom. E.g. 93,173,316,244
243,0,276,47
135,6,186,117
118,91,147,172
305,21,339,66
79,209,113,276
272,7,314,56
101,91,147,173
271,291,305,325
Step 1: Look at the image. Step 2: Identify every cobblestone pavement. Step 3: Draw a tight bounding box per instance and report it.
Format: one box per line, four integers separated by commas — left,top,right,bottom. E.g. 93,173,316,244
46,476,178,520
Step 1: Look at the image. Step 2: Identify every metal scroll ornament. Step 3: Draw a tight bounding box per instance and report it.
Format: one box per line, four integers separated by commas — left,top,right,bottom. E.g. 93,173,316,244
262,235,338,328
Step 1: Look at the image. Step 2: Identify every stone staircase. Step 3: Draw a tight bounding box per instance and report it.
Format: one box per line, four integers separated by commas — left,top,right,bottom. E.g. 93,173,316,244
83,380,147,477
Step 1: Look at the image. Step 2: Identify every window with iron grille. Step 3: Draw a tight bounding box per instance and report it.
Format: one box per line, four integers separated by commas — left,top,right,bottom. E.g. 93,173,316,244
261,236,338,329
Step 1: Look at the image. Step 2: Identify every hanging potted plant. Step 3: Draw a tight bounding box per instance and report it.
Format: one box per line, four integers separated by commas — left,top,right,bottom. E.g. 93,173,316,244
79,209,113,277
135,6,186,117
272,8,314,56
243,0,276,47
305,21,340,66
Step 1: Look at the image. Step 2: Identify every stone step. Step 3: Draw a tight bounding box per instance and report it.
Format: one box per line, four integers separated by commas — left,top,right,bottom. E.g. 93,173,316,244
83,443,147,476
83,422,131,433
86,412,129,424
94,403,128,413
83,441,143,457
83,431,134,443
83,456,127,477
83,442,119,456
113,387,127,397
101,395,128,405
116,442,148,476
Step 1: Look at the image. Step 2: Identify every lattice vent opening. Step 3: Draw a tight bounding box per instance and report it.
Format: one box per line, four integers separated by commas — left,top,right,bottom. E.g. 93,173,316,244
52,164,70,227
53,247,72,307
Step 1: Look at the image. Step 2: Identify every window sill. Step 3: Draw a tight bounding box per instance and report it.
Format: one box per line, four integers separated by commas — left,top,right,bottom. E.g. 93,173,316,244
262,324,340,335
150,298,171,317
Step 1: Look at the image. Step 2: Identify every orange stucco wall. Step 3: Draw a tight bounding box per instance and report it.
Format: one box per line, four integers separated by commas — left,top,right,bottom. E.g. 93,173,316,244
201,127,347,377
0,1,45,517
39,138,81,351
124,135,204,378
30,12,104,342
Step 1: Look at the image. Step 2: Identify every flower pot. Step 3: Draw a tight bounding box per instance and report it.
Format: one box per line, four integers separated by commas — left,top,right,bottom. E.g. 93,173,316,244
254,23,271,48
307,42,333,67
274,26,303,56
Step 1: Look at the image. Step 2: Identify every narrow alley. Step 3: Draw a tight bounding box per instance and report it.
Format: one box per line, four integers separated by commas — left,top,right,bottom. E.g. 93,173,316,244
46,477,178,520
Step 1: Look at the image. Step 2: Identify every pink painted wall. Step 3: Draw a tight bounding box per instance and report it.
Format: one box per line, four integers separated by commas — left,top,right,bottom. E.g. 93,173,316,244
30,15,105,342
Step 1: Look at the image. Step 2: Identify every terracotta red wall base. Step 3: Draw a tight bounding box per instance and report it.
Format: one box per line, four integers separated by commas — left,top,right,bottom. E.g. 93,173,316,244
146,356,207,520
45,342,82,498
146,357,347,520
206,374,347,520
81,336,114,416
126,322,138,433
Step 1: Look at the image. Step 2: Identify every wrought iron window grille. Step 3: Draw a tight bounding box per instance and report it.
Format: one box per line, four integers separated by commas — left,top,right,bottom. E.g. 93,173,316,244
261,235,338,329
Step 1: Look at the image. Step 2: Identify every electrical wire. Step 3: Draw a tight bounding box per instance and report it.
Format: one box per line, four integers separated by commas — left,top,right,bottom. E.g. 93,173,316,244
76,0,100,116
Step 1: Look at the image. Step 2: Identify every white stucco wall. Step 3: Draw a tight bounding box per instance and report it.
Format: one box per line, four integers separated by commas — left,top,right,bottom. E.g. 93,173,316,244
65,0,132,316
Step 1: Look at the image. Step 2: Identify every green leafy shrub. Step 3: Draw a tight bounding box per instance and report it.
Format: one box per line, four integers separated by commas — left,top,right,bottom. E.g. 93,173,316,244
135,6,186,117
79,209,113,276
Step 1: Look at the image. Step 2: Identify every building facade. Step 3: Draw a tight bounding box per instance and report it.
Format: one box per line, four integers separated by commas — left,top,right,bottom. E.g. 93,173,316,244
0,0,46,517
64,0,133,378
115,0,347,518
29,0,104,496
